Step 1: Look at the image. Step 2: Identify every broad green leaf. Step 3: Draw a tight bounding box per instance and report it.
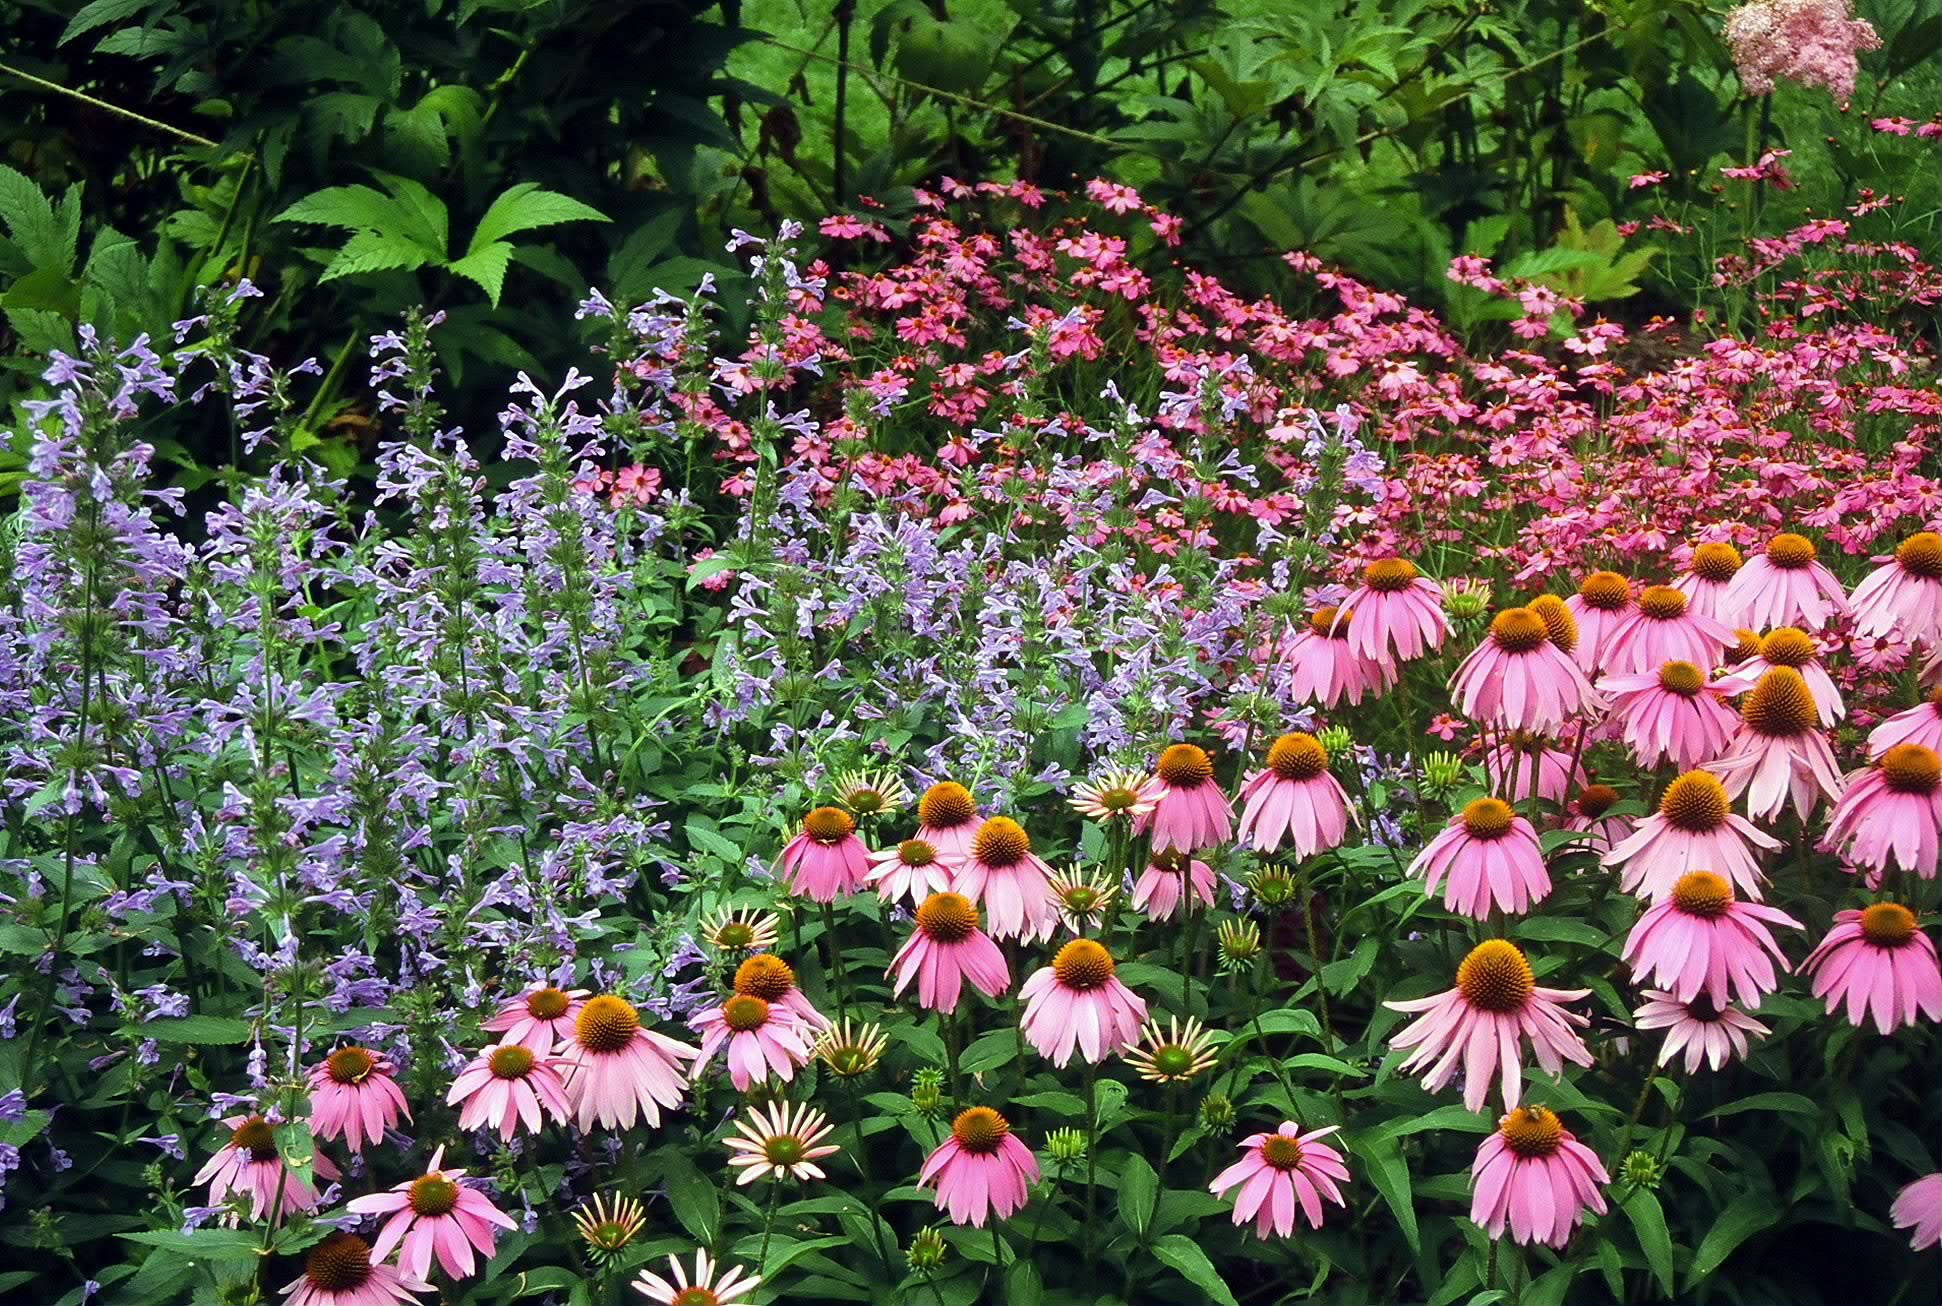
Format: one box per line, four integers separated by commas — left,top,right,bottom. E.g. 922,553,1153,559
122,1228,261,1256
1622,1188,1675,1298
1151,1234,1240,1306
1687,1191,1780,1286
59,0,153,45
657,1148,720,1244
1706,1092,1818,1120
467,184,609,257
142,1015,253,1044
1119,1154,1158,1238
1005,1259,1044,1305
1348,1136,1418,1252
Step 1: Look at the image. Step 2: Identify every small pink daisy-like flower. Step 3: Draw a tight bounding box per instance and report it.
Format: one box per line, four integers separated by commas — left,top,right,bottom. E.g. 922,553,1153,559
1597,660,1740,770
1067,769,1163,824
1135,744,1232,854
888,891,1010,1013
914,781,982,861
1563,571,1634,674
1450,608,1602,732
866,837,953,906
1284,606,1398,707
777,806,871,903
635,1251,761,1306
1822,744,1941,880
281,1232,427,1306
1674,541,1747,625
1598,585,1736,676
1715,627,1844,726
1870,688,1942,758
1722,531,1850,632
1633,991,1771,1073
481,985,588,1055
1018,939,1147,1066
1236,733,1355,857
557,995,701,1132
1208,1121,1351,1240
732,954,830,1032
1131,850,1215,920
196,1115,341,1225
1407,798,1551,919
691,991,814,1091
1799,903,1941,1034
1470,1107,1609,1248
918,1107,1041,1227
1384,940,1593,1113
1604,771,1782,902
1563,784,1635,848
1486,731,1586,805
446,1043,572,1141
1621,872,1800,1009
723,1099,840,1186
1708,667,1846,824
1333,557,1449,665
1892,1173,1942,1251
950,816,1058,943
347,1145,517,1283
306,1046,410,1155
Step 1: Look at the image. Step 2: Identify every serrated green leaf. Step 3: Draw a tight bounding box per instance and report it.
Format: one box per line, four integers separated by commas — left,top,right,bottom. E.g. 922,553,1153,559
321,229,435,282
467,183,609,257
274,184,400,234
448,241,514,306
59,0,155,45
1151,1234,1240,1306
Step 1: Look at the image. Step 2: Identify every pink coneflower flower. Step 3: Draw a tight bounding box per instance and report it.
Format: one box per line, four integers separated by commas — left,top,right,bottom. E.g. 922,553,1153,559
866,837,954,906
1131,850,1215,920
777,806,871,903
1235,733,1355,857
1450,608,1602,732
281,1232,426,1306
1407,797,1551,919
914,781,981,860
1485,731,1586,804
1526,593,1579,661
196,1115,340,1224
1708,667,1845,824
1208,1121,1351,1239
732,954,829,1032
1563,571,1634,673
1135,744,1232,853
1892,1173,1942,1251
1597,660,1740,770
1632,991,1771,1072
950,816,1058,942
1333,557,1449,664
723,1099,840,1185
1604,770,1782,901
1470,1107,1608,1248
635,1252,761,1306
691,990,813,1091
1715,627,1844,725
481,985,588,1055
1563,784,1635,848
1722,531,1849,632
1284,606,1398,707
1799,903,1941,1034
1067,769,1163,824
445,1043,572,1141
1018,938,1147,1066
1822,744,1941,879
1870,688,1942,758
347,1145,517,1283
1674,541,1747,624
888,891,1010,1013
1621,871,1800,1008
306,1046,410,1155
1384,940,1592,1112
918,1107,1040,1227
1598,585,1736,676
557,994,700,1131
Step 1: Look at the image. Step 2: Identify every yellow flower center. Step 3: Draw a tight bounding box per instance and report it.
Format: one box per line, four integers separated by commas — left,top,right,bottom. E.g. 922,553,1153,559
1691,542,1743,582
1730,628,1763,663
1578,571,1631,611
488,1045,535,1079
951,1106,1009,1154
1860,902,1918,948
1364,558,1419,592
1659,772,1729,832
1528,594,1578,652
722,994,771,1033
1575,784,1619,818
408,1174,460,1218
915,892,980,944
526,987,570,1020
1267,733,1329,781
1052,938,1116,991
1657,661,1704,696
304,1233,374,1293
230,1117,278,1162
1260,1136,1305,1170
1499,1106,1564,1159
1637,585,1688,620
918,781,976,829
1765,532,1816,569
1460,797,1516,840
1671,871,1734,919
971,816,1031,867
1897,531,1942,579
1490,607,1550,654
1157,744,1215,787
1743,666,1816,737
898,838,939,867
734,955,796,1001
1310,605,1351,639
324,1046,376,1085
804,806,857,843
1456,940,1535,1013
1882,744,1941,795
1759,627,1816,668
574,995,640,1054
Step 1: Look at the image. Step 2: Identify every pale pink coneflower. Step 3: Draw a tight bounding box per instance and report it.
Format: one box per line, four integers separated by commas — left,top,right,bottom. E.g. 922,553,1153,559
888,891,1010,1013
1563,571,1634,674
1603,770,1782,902
1485,731,1586,805
1707,667,1845,824
1407,797,1551,919
1821,744,1940,880
1284,606,1398,707
1869,688,1942,758
690,991,813,1091
1714,627,1844,725
1333,557,1450,665
196,1115,340,1225
305,1046,410,1155
1632,991,1771,1073
1674,541,1747,625
776,806,871,903
1597,585,1736,677
481,985,588,1055
1018,939,1147,1066
1891,1173,1942,1251
557,995,701,1132
445,1043,572,1141
1620,871,1800,1009
1383,940,1593,1113
1597,660,1740,770
950,816,1058,943
1131,850,1215,920
914,781,982,861
1135,743,1232,854
1208,1121,1351,1239
634,1251,761,1306
1066,769,1163,824
1235,733,1355,857
918,1107,1040,1227
1450,608,1602,732
346,1145,517,1283
866,837,954,906
1799,903,1941,1034
1470,1106,1609,1248
1721,531,1850,632
732,954,830,1033
723,1099,840,1185
281,1232,427,1306
1562,784,1635,848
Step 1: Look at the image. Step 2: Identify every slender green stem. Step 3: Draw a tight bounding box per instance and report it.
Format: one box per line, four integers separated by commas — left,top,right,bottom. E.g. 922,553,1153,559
756,1182,782,1274
1083,1061,1100,1279
1024,1160,1063,1261
840,1076,895,1272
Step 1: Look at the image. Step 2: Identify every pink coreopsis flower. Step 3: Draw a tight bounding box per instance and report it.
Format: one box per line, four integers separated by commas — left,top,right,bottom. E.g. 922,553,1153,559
1849,532,1942,648
1597,660,1740,770
1136,743,1232,853
482,985,587,1055
635,1252,761,1306
1235,732,1355,857
866,837,954,906
888,891,1010,1012
723,1100,840,1185
1724,0,1882,106
731,954,830,1033
347,1145,517,1283
282,1232,427,1306
918,1106,1041,1227
777,806,871,903
1485,732,1586,805
557,995,701,1131
1563,784,1635,848
1633,991,1771,1073
1604,770,1782,901
1598,585,1736,676
196,1115,340,1225
1383,940,1593,1112
1407,797,1551,919
914,781,982,860
951,816,1058,942
1674,541,1747,625
1333,557,1449,665
1892,1173,1942,1251
1708,667,1845,824
1450,608,1602,732
1870,688,1942,758
1019,939,1147,1066
1562,571,1634,674
1822,744,1941,879
1131,850,1215,920
306,1046,410,1155
445,1043,571,1141
1470,1107,1609,1248
1208,1121,1351,1239
1721,531,1850,631
691,990,814,1091
1284,605,1398,707
1715,627,1844,725
1621,872,1800,1008
1799,903,1941,1034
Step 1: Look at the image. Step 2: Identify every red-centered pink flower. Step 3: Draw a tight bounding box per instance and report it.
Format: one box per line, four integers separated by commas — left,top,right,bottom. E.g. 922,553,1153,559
1621,872,1800,1008
195,1115,341,1225
691,991,813,1091
281,1232,427,1306
888,891,1010,1013
445,1043,571,1141
950,816,1058,942
1708,667,1845,823
732,954,830,1032
1563,784,1635,848
1384,940,1592,1113
918,1106,1040,1227
1722,531,1850,632
1597,660,1740,770
1892,1173,1942,1251
1018,938,1147,1066
1450,608,1601,732
723,1100,840,1186
1598,585,1736,677
1604,771,1782,901
777,806,871,903
1208,1121,1351,1239
1333,557,1449,665
1485,731,1586,805
347,1145,517,1283
1408,798,1551,919
481,985,588,1056
1715,627,1844,725
1470,1107,1608,1248
1135,743,1232,854
1131,850,1215,920
1822,745,1941,879
557,995,700,1132
1800,903,1941,1034
634,1251,761,1306
306,1046,410,1155
1633,991,1771,1073
866,837,953,906
1284,606,1397,708
914,781,982,861
1236,733,1355,857
1870,688,1942,759
1674,541,1747,625
1563,571,1634,675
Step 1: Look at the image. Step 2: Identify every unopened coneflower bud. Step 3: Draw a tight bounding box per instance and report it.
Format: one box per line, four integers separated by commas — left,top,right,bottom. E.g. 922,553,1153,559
906,1226,949,1271
1421,750,1466,793
1046,1127,1088,1163
1200,1093,1236,1132
1619,1150,1663,1190
1247,865,1299,909
911,1068,945,1117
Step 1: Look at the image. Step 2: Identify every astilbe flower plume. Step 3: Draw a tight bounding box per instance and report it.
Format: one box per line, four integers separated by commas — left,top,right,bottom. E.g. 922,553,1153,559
1724,0,1882,106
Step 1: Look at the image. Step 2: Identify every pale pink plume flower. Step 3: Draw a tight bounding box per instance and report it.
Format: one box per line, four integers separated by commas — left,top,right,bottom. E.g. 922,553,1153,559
445,1043,571,1141
634,1251,760,1306
1470,1107,1609,1247
1598,585,1736,677
557,994,701,1131
1131,850,1215,920
1208,1121,1351,1239
347,1144,517,1283
1822,744,1941,880
1632,991,1771,1073
914,781,982,861
1018,939,1147,1066
1563,784,1635,848
867,837,954,906
691,990,813,1091
1708,667,1846,824
1891,1173,1942,1251
918,1106,1041,1227
1135,743,1232,854
723,1099,840,1185
1333,557,1449,665
1799,903,1941,1034
1715,627,1844,726
1284,605,1398,707
1235,732,1355,857
1450,607,1603,732
281,1232,427,1306
731,954,830,1033
1721,531,1850,631
196,1115,340,1225
306,1045,410,1155
888,891,1010,1013
1563,571,1634,675
1673,541,1748,625
1598,660,1740,770
1850,533,1942,647
1869,688,1942,759
1621,871,1800,1009
950,816,1058,943
1485,732,1586,805
480,984,588,1055
1604,770,1781,902
1407,797,1551,919
777,806,871,903
1724,0,1882,106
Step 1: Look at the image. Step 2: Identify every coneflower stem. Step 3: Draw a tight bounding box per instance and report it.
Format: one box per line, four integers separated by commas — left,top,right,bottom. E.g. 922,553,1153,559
840,1075,895,1272
1082,1060,1099,1278
756,1182,782,1274
1024,1159,1062,1261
